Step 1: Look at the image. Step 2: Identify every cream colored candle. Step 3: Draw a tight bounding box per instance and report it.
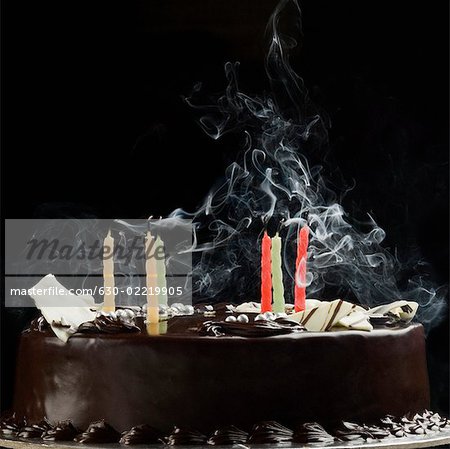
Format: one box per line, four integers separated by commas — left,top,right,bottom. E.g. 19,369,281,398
102,230,115,312
155,235,168,308
271,232,285,313
145,231,159,325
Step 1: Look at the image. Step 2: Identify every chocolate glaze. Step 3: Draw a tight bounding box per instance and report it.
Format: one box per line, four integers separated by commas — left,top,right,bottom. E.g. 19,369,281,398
119,424,162,445
13,310,430,434
207,425,248,445
247,421,293,444
294,422,335,444
42,421,78,441
165,426,207,445
74,420,120,444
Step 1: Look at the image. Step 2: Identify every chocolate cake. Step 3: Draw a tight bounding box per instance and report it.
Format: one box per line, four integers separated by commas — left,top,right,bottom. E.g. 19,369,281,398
11,303,430,438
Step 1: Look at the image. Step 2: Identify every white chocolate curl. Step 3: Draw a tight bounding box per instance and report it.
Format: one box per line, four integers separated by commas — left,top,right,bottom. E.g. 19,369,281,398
28,274,97,342
289,299,418,331
235,298,418,332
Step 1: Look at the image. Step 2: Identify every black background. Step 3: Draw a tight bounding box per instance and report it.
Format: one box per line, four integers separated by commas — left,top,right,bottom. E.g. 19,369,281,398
1,1,449,415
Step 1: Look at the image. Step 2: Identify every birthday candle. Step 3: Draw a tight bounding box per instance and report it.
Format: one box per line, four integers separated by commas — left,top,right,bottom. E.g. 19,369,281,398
155,235,168,308
271,232,285,313
261,231,272,313
295,225,309,312
102,230,115,312
145,231,159,325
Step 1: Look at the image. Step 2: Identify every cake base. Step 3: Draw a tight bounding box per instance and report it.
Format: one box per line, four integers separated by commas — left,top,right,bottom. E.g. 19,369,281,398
12,321,430,433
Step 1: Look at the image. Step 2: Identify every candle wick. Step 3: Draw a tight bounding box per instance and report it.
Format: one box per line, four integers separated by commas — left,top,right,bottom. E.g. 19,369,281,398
301,210,310,224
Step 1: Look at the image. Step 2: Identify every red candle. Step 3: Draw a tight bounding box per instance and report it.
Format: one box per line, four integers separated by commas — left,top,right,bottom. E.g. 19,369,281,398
261,231,272,312
295,225,309,312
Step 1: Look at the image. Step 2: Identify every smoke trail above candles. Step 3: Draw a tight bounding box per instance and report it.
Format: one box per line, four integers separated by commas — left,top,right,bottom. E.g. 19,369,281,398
169,0,447,330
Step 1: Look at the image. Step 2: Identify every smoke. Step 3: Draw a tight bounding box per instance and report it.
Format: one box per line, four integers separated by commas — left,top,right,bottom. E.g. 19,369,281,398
169,0,447,330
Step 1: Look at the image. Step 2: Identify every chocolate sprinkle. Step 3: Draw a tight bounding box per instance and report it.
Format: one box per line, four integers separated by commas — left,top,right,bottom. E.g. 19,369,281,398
120,424,161,445
247,421,293,444
294,422,335,444
74,420,120,444
42,421,78,441
165,426,208,445
207,425,248,445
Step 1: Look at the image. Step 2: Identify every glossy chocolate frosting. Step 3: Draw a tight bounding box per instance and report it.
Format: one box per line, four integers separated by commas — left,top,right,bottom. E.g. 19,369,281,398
12,310,430,434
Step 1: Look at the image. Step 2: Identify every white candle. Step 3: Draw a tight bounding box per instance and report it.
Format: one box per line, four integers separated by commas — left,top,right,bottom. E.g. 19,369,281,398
155,235,167,308
145,231,159,325
102,230,115,312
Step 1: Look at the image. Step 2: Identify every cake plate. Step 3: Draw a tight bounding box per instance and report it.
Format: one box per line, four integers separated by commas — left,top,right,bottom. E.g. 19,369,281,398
1,430,450,449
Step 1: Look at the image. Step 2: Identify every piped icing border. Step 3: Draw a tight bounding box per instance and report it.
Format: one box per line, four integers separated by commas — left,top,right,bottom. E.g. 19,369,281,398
1,410,448,446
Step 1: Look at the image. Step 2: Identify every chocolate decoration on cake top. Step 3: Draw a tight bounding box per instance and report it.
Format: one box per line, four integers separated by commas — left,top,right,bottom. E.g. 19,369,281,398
199,317,305,337
119,424,162,445
25,316,50,333
77,314,140,334
74,420,120,444
207,425,248,445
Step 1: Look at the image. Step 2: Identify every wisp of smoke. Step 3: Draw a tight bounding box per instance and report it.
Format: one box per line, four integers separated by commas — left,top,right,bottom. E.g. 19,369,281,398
168,0,447,331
